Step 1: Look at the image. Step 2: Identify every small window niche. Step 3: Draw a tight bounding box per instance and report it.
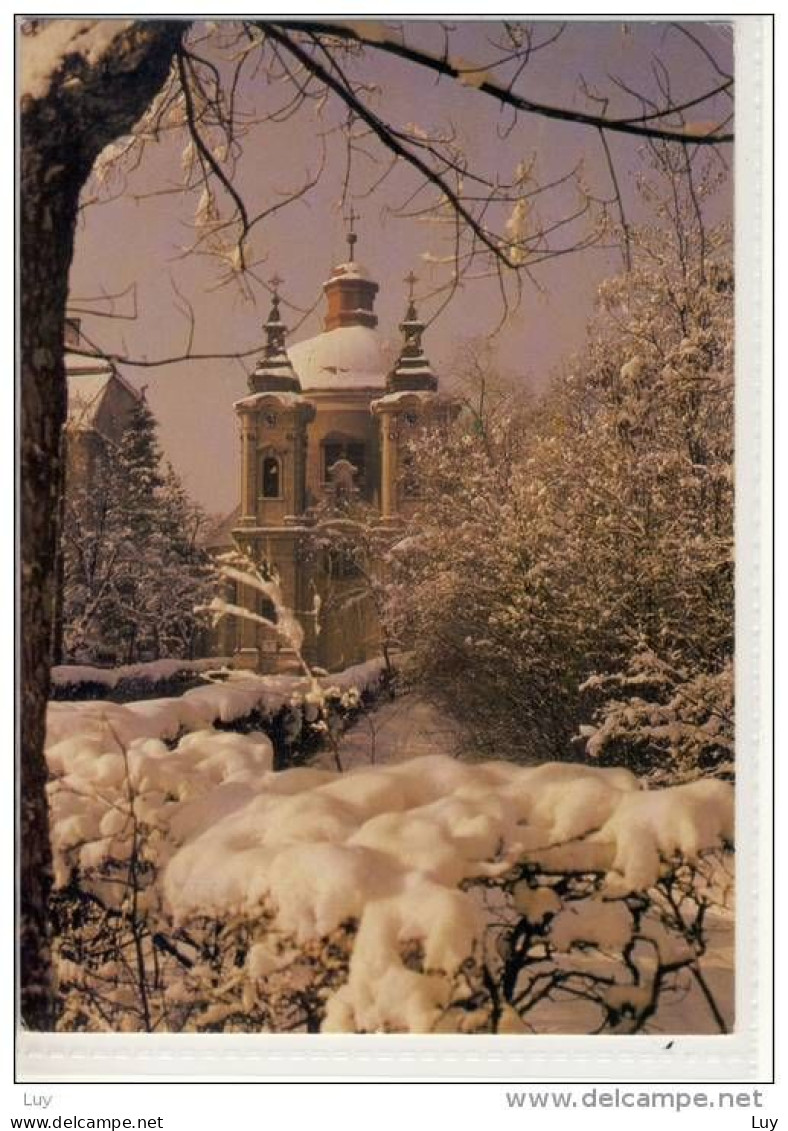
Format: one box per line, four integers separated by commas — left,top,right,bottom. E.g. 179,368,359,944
260,454,282,499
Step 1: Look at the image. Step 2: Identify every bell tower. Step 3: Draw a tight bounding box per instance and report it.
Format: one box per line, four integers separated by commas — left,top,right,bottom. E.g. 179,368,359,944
373,273,457,520
235,279,315,528
232,279,316,672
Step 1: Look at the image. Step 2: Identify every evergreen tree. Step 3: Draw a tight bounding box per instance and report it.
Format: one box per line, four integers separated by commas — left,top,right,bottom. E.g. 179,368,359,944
61,396,215,664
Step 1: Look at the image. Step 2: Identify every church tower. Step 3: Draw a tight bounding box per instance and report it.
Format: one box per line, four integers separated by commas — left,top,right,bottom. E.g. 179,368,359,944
373,274,457,520
231,281,316,671
216,230,458,674
287,215,387,511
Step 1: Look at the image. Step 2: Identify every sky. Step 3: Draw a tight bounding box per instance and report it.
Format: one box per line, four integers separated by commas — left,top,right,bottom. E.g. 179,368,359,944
66,18,734,516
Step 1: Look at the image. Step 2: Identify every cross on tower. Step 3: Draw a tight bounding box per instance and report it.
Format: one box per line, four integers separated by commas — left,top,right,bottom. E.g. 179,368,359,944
263,273,286,356
346,206,359,261
404,270,419,301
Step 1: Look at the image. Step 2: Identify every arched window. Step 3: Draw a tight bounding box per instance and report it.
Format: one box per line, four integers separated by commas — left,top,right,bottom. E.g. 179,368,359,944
261,455,281,499
322,439,366,485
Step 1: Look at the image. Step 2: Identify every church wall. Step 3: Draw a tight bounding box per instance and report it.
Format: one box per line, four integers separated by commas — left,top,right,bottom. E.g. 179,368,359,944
312,579,380,673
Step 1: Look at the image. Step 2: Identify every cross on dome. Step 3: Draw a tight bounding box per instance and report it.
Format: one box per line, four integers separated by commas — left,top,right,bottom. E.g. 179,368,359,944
345,206,360,261
402,269,421,325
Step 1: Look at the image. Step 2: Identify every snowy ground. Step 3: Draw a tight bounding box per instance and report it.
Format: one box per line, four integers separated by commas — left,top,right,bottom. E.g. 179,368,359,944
313,692,468,771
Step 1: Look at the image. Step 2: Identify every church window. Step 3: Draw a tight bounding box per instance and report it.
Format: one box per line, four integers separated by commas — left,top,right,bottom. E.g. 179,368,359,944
322,439,366,484
261,455,281,498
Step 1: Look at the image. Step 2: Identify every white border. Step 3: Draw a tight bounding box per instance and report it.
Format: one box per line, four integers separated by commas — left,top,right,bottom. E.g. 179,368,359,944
14,12,774,1083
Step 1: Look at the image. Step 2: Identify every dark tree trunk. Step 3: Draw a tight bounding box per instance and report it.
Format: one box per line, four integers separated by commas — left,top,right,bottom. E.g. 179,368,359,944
19,19,185,1029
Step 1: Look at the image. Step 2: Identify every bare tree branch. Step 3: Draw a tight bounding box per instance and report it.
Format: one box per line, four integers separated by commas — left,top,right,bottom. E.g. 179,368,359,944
269,20,734,144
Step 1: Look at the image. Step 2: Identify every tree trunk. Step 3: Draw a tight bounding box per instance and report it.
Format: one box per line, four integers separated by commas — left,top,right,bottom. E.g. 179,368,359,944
18,19,185,1028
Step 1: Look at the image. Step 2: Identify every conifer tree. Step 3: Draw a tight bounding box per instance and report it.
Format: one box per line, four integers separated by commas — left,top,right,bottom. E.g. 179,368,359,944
62,396,214,664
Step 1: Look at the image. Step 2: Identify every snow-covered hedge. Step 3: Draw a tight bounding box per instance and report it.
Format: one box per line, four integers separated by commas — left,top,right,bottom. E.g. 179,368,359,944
50,658,233,701
47,660,386,755
49,698,734,1034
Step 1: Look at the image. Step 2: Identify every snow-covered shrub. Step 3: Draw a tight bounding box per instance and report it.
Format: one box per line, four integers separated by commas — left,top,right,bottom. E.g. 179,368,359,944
50,658,232,702
50,723,276,1031
578,650,734,783
48,729,734,1034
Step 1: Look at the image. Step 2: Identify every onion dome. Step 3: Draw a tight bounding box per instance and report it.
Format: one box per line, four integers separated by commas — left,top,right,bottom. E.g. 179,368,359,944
249,278,302,394
387,273,438,393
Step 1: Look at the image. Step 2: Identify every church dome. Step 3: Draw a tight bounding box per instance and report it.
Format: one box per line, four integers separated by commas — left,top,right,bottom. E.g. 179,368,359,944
287,323,392,393
287,220,393,391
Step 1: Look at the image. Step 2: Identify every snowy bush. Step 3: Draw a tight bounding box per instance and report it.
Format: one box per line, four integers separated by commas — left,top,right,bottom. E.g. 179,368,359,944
395,202,733,773
50,657,232,702
47,716,734,1034
578,650,734,783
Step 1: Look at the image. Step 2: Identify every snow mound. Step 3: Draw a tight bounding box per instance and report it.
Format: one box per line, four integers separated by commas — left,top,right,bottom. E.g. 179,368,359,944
154,754,732,1033
47,727,274,887
287,325,391,391
44,673,733,1034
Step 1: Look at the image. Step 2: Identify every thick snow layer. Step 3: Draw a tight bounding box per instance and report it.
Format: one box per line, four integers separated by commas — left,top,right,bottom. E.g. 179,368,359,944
324,261,376,283
153,754,731,1033
51,657,232,688
371,390,439,410
45,675,733,1035
47,726,274,887
233,391,305,411
21,20,134,100
46,659,387,749
287,325,391,391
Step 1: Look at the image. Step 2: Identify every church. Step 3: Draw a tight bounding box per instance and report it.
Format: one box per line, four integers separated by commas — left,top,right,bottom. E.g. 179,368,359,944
208,228,457,674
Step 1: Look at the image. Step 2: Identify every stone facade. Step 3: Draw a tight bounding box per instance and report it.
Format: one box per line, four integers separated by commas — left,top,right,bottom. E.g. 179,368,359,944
212,255,457,673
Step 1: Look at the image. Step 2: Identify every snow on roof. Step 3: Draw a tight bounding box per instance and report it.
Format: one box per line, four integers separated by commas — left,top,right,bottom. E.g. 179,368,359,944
201,504,242,550
233,391,306,411
65,351,114,376
371,389,438,410
66,369,113,428
287,324,391,392
324,261,376,286
66,357,140,429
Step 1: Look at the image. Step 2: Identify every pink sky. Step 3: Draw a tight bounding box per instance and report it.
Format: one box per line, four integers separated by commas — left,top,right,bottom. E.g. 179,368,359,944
67,19,733,515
